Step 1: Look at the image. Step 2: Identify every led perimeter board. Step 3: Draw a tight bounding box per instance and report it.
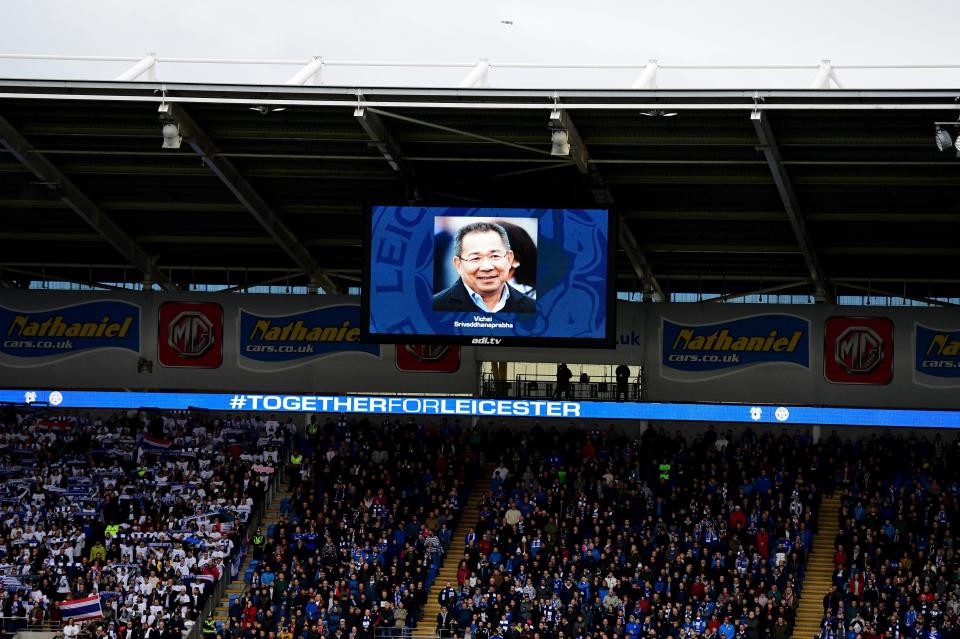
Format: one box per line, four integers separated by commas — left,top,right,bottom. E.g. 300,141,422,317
363,206,616,347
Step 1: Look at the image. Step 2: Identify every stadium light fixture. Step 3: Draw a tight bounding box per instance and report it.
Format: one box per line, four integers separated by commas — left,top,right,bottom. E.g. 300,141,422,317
935,127,953,152
548,106,570,156
934,119,960,156
249,105,286,115
550,129,570,156
158,102,182,149
161,123,181,149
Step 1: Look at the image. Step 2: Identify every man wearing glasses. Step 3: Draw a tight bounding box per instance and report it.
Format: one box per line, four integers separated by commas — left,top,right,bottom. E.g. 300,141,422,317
433,221,536,314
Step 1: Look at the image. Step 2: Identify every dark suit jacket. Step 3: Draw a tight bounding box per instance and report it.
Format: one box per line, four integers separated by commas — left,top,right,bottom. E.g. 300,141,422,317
432,281,536,314
437,612,452,630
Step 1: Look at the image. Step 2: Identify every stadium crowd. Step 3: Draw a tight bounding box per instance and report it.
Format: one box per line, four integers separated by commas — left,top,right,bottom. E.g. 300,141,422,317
224,416,477,639
440,425,819,639
0,406,288,639
1,404,957,639
214,422,826,639
817,432,960,639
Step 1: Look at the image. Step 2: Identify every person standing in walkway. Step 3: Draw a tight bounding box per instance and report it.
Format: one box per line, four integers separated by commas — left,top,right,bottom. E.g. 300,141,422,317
554,364,573,400
615,364,631,401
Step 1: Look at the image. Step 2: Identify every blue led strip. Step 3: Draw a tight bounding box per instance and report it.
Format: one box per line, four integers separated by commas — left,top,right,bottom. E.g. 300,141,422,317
2,390,959,428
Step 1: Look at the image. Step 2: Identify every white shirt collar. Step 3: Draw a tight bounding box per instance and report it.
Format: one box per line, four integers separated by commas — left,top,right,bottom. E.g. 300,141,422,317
464,281,509,313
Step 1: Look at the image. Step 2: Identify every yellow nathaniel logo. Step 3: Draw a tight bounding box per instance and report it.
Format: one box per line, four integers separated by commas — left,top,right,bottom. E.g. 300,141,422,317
248,319,360,342
672,328,803,353
663,316,810,372
240,307,379,361
1,301,141,357
7,314,134,338
916,325,960,378
925,332,960,356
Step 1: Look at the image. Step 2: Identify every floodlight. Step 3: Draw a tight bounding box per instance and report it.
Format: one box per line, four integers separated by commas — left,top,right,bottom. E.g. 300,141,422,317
550,129,570,156
935,127,953,152
161,123,182,149
250,105,287,115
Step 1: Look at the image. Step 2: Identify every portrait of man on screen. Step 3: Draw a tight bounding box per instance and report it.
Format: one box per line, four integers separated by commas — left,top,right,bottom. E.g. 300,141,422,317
432,221,536,314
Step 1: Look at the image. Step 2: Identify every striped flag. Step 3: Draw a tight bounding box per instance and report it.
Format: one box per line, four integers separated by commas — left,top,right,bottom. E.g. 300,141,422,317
59,595,104,622
141,434,171,451
1,575,26,591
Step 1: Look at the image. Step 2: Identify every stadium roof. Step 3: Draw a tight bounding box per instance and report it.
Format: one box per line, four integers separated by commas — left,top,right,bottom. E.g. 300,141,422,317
1,79,959,302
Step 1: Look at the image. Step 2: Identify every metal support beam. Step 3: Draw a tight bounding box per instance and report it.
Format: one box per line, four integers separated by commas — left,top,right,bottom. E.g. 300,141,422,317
618,222,665,302
116,54,157,81
162,103,339,294
217,273,296,294
548,108,589,173
809,59,842,89
0,261,360,276
0,113,176,290
0,266,133,292
354,107,414,178
459,60,490,88
286,57,324,85
751,110,830,302
706,280,810,303
632,60,659,89
552,108,664,300
368,107,553,157
835,281,960,308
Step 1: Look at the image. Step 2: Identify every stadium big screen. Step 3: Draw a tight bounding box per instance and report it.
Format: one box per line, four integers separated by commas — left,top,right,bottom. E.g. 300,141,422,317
363,206,616,347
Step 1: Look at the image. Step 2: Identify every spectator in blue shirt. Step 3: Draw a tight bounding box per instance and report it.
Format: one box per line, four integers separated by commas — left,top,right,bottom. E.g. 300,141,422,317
720,617,736,639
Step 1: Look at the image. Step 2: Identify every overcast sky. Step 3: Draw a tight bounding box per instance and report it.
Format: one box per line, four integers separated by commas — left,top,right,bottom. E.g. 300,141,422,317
4,0,959,88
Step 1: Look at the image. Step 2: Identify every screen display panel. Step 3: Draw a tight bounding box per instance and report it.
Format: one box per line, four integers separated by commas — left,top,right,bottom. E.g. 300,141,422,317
363,206,615,347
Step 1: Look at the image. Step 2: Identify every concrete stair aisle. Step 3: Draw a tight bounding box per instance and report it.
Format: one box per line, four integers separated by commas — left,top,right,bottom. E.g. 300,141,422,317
412,463,496,639
211,489,293,625
793,495,842,639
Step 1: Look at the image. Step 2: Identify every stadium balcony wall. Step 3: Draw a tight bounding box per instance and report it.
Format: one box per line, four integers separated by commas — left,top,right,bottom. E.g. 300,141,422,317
2,290,960,410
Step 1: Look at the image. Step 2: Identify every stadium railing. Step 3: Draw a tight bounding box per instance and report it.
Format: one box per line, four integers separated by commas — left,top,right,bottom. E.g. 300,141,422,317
481,373,641,401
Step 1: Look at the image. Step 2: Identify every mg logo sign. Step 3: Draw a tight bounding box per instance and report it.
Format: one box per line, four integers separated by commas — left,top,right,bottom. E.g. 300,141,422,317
835,326,884,374
168,311,214,358
396,344,460,372
158,302,223,368
825,317,893,384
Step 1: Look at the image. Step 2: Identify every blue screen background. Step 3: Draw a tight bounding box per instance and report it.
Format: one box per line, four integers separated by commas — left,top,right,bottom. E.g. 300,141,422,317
368,207,610,340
